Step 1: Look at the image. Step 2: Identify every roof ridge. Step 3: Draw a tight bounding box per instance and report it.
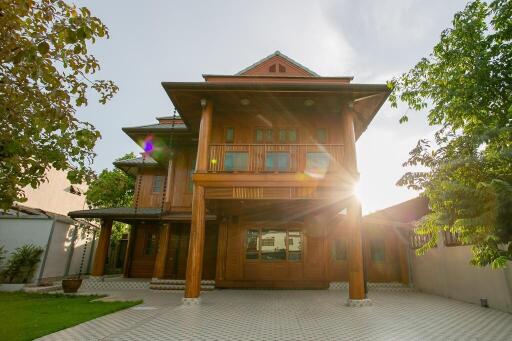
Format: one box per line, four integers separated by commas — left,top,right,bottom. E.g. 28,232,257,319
235,51,320,77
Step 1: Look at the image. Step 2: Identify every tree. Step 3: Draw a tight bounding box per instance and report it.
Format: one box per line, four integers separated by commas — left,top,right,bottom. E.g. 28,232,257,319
0,0,118,210
86,152,136,241
389,0,512,268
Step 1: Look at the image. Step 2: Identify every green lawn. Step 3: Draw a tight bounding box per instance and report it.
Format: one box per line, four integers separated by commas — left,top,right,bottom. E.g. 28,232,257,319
0,291,141,341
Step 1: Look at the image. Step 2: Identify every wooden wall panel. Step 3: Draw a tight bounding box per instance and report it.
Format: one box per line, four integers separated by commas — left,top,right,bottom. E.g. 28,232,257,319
134,170,166,209
210,111,344,145
129,225,158,278
364,225,401,283
170,149,194,211
224,222,244,280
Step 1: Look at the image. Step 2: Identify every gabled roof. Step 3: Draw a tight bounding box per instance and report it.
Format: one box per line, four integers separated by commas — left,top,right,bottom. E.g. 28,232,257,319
236,51,320,77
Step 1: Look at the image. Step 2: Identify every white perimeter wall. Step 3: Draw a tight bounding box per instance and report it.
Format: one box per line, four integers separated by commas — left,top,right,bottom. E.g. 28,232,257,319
0,218,98,283
0,218,53,282
411,233,512,313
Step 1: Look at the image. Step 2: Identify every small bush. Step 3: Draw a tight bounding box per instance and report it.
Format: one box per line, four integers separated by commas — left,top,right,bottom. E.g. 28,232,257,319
2,244,44,283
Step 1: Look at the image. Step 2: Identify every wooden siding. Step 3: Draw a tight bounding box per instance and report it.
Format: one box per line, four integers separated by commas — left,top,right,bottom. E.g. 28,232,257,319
215,213,405,288
207,144,344,173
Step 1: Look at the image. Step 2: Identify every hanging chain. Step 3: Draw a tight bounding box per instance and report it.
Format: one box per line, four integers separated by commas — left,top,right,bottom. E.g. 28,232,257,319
77,223,91,279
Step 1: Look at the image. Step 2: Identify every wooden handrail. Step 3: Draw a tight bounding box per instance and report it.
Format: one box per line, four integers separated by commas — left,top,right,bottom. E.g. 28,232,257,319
208,144,344,173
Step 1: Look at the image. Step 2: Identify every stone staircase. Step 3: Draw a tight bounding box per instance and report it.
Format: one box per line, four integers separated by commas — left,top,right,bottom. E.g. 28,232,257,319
149,279,215,291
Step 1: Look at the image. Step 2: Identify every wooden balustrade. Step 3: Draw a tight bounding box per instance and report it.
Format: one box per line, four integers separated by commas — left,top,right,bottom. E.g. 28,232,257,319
207,144,344,173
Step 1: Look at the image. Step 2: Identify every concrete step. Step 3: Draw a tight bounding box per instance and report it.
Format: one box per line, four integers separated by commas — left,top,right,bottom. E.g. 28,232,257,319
149,279,215,291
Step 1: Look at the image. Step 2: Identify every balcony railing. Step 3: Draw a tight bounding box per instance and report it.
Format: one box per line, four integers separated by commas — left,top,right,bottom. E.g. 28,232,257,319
208,144,344,174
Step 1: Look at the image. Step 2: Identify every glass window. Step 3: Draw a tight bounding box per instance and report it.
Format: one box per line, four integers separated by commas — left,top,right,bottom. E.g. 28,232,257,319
371,239,385,261
265,152,290,171
288,129,297,143
260,230,286,260
246,229,260,260
256,128,273,143
316,128,327,143
152,176,165,193
287,231,302,261
333,239,347,260
305,152,330,176
224,152,248,171
278,128,297,143
144,231,157,255
225,127,234,143
279,129,287,143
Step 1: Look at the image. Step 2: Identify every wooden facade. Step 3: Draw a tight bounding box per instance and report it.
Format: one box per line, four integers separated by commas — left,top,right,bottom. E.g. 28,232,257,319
71,51,397,301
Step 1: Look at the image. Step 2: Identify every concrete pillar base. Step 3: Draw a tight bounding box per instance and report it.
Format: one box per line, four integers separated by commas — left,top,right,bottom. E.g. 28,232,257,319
182,297,202,305
346,298,372,307
88,275,104,282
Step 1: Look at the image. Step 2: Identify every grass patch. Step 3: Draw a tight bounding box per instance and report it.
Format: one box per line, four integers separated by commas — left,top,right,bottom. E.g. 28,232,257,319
0,291,141,341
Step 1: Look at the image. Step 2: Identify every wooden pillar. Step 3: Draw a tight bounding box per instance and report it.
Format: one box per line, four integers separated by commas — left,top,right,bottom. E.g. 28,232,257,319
342,104,366,300
184,100,213,299
342,106,358,176
153,223,171,279
215,218,228,282
347,199,365,299
91,218,113,277
122,225,136,277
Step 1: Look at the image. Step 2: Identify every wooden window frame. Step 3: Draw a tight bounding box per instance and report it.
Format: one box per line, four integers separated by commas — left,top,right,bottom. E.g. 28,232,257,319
332,239,347,261
152,175,165,194
255,127,274,143
244,226,303,262
316,127,328,144
264,151,291,172
370,238,386,262
224,127,235,144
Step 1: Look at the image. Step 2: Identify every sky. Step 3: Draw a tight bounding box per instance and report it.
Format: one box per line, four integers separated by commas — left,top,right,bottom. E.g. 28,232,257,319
77,0,469,214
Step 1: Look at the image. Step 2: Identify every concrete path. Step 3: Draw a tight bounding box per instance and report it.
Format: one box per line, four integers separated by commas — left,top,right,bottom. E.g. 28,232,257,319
38,289,512,340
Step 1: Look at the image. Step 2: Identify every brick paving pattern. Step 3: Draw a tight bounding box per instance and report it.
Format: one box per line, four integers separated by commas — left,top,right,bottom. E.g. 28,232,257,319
39,289,512,340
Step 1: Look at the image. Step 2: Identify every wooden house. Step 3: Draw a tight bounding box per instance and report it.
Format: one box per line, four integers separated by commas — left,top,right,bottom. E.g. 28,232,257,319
70,51,406,303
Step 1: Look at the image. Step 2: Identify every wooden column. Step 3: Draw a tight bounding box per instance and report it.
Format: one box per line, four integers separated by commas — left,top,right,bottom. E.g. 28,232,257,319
342,104,366,300
91,218,113,277
347,199,365,299
215,218,229,282
153,223,171,279
122,225,136,277
342,107,358,176
184,100,213,299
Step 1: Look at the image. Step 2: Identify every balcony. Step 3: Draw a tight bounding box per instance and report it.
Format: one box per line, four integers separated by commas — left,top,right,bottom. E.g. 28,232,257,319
207,144,344,174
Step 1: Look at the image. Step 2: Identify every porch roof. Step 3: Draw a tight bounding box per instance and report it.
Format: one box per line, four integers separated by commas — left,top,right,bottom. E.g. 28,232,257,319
68,207,216,222
161,82,390,138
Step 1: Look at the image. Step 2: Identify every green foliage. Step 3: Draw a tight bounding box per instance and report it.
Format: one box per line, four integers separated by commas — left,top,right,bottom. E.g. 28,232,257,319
0,245,6,266
389,0,512,267
2,244,44,283
86,153,136,241
0,292,140,341
0,0,118,210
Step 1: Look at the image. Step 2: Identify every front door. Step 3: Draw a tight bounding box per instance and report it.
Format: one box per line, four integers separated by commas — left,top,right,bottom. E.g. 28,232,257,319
165,223,218,280
129,225,159,278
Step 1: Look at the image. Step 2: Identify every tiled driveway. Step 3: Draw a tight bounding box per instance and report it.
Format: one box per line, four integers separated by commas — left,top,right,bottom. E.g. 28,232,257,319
39,289,512,340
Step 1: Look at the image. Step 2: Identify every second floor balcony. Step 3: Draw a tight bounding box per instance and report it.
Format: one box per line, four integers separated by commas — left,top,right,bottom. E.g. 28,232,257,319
207,143,344,176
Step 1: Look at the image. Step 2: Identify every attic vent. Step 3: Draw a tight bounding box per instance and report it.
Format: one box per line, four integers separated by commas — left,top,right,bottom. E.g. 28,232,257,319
269,64,276,73
279,64,286,73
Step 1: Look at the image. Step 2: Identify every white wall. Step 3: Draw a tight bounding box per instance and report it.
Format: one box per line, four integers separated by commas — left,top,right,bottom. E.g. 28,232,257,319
21,167,89,216
68,225,98,276
0,218,53,282
411,233,512,313
42,220,73,279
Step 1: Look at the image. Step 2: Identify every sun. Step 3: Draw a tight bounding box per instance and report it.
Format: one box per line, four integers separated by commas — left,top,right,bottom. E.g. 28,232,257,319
353,181,364,202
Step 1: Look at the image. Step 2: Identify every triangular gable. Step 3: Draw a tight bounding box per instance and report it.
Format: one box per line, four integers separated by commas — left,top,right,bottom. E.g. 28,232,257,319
236,51,319,77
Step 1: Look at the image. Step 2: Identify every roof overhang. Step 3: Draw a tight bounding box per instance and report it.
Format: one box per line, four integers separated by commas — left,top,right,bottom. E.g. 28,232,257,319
161,82,390,139
68,207,217,223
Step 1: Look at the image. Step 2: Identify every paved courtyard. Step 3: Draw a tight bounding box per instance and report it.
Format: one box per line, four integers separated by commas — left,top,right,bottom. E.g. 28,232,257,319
39,289,512,341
